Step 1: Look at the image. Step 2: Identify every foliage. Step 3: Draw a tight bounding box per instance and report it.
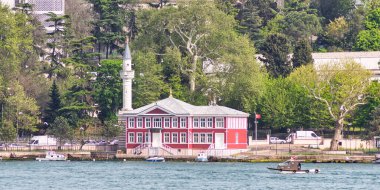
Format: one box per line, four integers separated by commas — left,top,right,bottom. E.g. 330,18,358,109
354,29,380,51
318,0,355,22
365,106,380,139
292,39,313,68
364,8,380,29
237,0,263,43
289,60,372,150
326,17,349,42
0,121,17,142
259,34,292,78
102,119,121,140
94,59,122,123
45,81,62,127
49,116,74,145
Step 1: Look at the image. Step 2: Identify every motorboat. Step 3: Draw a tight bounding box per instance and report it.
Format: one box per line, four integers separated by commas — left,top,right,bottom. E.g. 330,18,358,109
268,157,320,174
146,156,165,162
36,151,67,161
195,152,208,162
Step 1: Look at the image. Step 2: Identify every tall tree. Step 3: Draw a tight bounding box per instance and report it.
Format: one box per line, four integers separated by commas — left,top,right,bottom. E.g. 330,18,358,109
292,39,313,68
318,0,355,22
290,61,372,150
45,81,62,127
49,116,74,147
260,34,292,78
94,59,122,123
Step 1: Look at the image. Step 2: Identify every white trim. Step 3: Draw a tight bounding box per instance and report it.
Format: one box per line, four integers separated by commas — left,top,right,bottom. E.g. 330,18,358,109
172,117,178,128
128,132,135,143
180,132,187,144
137,132,143,143
137,118,143,128
172,132,178,144
164,132,170,143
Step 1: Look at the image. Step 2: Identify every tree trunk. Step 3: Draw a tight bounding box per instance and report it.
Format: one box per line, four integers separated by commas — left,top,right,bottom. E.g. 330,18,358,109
330,117,344,150
189,55,198,92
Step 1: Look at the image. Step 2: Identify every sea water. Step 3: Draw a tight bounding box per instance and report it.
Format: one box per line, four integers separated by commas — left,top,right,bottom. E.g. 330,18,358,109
0,161,379,190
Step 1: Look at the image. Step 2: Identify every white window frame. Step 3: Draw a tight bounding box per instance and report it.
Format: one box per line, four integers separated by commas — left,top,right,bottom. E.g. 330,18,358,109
216,118,224,128
172,133,178,143
145,118,151,128
164,118,170,128
137,118,143,128
200,133,206,143
128,118,135,128
193,133,199,144
137,132,143,143
193,118,199,128
164,133,170,143
172,118,178,128
180,117,186,128
207,133,213,143
200,118,206,128
180,133,186,143
128,133,135,143
145,132,150,143
153,117,162,128
207,118,213,128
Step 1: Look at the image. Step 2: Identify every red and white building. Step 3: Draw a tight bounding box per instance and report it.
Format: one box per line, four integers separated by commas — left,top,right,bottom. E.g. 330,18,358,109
118,42,249,156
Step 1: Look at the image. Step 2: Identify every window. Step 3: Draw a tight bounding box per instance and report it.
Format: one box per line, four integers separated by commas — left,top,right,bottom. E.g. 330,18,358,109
180,118,186,128
200,118,206,128
216,118,224,128
172,133,178,143
153,117,162,128
145,133,150,143
207,118,213,128
180,133,186,143
128,133,135,143
235,133,239,144
128,118,135,128
193,133,199,143
164,133,170,143
200,134,206,143
137,133,143,143
137,118,143,128
145,118,151,128
193,118,199,128
164,118,170,128
207,134,213,143
172,118,178,128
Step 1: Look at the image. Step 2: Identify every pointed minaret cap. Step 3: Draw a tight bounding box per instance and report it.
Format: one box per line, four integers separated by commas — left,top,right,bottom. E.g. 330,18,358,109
123,38,131,60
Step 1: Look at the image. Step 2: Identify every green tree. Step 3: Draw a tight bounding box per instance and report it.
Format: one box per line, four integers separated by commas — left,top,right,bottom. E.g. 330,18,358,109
45,81,62,127
237,1,263,42
260,34,292,78
102,119,121,141
318,0,355,22
49,116,74,147
290,60,372,150
94,59,122,123
292,39,313,68
354,29,380,51
364,8,380,29
364,106,380,139
0,121,17,142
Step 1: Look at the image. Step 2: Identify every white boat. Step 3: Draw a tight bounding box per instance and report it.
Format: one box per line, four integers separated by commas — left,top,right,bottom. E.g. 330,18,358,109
195,152,208,162
36,151,67,161
268,158,320,174
146,156,165,162
373,154,380,164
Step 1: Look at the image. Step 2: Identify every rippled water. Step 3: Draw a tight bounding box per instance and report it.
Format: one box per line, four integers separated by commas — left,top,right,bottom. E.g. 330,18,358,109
0,161,379,190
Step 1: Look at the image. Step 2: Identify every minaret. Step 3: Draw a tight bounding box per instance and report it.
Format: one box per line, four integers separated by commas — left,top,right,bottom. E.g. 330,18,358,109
120,39,135,111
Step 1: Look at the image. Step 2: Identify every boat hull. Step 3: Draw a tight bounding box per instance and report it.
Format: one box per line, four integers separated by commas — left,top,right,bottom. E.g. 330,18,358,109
268,168,320,174
195,157,208,162
146,157,165,162
36,157,66,161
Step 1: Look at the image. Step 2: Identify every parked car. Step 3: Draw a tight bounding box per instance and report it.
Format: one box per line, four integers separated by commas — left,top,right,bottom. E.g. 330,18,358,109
270,137,286,144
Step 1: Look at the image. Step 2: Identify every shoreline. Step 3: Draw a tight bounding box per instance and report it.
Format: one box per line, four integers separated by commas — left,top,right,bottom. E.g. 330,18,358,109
0,151,376,163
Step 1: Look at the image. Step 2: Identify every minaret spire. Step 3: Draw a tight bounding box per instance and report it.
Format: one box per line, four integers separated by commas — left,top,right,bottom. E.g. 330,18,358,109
120,37,135,111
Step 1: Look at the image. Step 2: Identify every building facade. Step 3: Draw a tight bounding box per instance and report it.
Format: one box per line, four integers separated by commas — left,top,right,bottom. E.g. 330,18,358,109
118,43,249,156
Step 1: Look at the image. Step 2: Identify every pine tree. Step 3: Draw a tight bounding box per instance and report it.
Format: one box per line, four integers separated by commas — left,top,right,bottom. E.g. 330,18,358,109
292,39,314,68
45,80,62,127
259,34,292,78
238,1,263,43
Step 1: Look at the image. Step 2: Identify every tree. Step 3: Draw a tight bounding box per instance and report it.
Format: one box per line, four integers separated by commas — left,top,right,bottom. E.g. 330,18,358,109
289,61,372,150
45,81,62,127
0,121,17,142
292,39,313,68
325,17,350,48
365,106,380,139
65,0,95,39
318,0,355,22
49,116,74,147
355,29,380,51
364,8,380,29
102,119,121,141
260,34,292,78
94,59,122,123
237,1,263,42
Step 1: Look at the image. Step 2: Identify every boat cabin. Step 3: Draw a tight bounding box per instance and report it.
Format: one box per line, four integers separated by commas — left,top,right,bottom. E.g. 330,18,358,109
277,160,303,171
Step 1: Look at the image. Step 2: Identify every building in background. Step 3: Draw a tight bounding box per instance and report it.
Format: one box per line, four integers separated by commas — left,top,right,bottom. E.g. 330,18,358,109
0,0,64,32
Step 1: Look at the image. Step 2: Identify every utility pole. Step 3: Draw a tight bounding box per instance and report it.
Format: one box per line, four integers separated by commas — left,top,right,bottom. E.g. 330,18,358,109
254,113,261,155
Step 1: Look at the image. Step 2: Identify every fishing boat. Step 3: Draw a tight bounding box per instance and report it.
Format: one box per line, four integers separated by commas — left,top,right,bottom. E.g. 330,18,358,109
195,152,208,162
268,157,320,174
36,151,67,161
146,156,165,162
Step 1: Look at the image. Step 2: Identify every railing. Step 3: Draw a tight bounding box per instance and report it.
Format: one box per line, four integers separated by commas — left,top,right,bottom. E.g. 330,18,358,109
161,144,178,155
132,143,150,155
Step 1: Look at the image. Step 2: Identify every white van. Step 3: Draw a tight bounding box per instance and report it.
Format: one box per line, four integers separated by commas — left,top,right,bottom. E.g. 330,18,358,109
295,131,321,139
28,135,57,146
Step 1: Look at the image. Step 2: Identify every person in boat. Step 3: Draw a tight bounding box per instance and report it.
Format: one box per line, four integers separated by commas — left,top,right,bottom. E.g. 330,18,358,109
297,162,301,170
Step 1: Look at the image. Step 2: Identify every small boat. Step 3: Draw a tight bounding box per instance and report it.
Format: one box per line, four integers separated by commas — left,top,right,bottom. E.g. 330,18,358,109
268,157,320,174
195,152,208,162
146,156,165,162
36,151,67,161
